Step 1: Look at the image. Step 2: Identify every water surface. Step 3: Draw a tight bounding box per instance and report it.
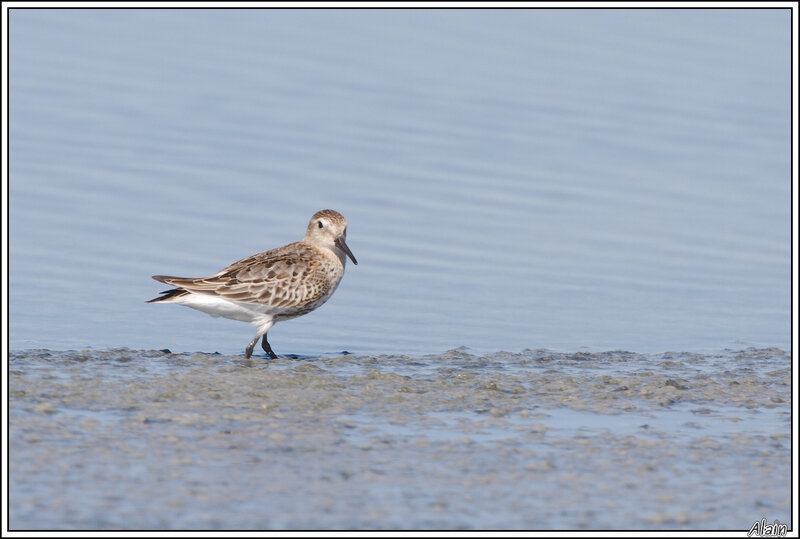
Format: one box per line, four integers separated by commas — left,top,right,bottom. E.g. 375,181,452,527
7,8,793,532
8,9,791,355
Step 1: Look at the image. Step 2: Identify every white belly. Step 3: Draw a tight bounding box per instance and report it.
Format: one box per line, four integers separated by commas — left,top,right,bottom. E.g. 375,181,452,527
173,293,273,327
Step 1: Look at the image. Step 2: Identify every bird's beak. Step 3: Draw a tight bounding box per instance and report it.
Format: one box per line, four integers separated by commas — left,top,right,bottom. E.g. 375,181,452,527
335,236,358,265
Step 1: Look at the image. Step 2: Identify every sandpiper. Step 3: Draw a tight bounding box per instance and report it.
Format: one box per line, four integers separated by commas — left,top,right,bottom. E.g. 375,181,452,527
148,209,357,359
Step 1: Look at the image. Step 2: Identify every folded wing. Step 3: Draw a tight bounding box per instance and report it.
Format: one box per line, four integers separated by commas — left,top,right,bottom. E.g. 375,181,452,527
151,242,331,308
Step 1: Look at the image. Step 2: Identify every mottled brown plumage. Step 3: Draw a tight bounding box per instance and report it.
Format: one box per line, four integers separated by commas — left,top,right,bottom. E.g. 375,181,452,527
148,210,357,359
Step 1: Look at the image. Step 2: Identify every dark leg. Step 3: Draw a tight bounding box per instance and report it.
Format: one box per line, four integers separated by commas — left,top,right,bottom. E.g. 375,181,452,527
261,334,278,359
245,333,260,359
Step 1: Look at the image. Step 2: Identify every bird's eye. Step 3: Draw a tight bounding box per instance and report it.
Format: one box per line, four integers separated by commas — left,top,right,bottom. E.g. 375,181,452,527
317,221,323,229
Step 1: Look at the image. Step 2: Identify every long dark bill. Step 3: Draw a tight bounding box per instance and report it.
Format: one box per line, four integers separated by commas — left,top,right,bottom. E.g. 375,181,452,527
335,237,358,265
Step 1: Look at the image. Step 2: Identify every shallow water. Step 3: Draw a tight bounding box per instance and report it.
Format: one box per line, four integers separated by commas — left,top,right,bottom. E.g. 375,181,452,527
9,347,790,530
8,9,791,355
7,9,793,532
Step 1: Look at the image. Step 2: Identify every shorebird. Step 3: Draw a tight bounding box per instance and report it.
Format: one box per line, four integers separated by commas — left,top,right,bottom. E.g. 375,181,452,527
148,209,357,359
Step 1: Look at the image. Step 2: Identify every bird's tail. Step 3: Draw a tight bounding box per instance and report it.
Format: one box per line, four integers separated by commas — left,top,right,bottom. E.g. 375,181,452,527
147,275,188,303
146,288,188,303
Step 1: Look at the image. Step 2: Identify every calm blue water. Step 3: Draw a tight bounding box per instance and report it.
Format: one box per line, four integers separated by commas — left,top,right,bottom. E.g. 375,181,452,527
9,9,791,356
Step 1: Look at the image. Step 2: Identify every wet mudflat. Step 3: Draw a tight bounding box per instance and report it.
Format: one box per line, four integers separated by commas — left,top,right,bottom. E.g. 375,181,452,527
8,347,791,530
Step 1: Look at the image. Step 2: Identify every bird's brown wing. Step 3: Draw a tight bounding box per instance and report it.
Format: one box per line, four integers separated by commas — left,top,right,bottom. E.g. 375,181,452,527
152,242,331,306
